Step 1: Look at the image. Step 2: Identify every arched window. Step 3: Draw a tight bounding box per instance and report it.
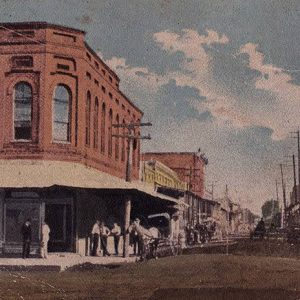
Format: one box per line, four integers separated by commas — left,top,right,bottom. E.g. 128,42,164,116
14,82,32,140
115,114,119,160
108,109,113,156
85,91,91,146
100,103,106,153
121,119,126,162
93,97,99,149
53,84,71,142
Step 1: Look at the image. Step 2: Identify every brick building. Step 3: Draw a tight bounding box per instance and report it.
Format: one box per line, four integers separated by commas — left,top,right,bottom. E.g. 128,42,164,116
0,22,178,255
142,152,207,197
0,22,142,178
142,152,214,226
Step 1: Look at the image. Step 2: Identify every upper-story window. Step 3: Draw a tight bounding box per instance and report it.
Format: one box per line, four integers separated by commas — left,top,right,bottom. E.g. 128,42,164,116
108,109,113,156
115,114,119,160
86,52,92,61
93,97,99,149
53,85,71,142
86,72,91,80
100,103,106,153
85,91,91,146
121,119,126,162
14,82,32,140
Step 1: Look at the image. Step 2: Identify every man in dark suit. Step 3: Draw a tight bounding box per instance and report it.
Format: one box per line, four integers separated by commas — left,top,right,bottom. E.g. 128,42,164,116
21,219,32,259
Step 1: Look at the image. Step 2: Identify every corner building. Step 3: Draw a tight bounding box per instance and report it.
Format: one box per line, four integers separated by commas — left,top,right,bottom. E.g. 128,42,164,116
0,22,175,255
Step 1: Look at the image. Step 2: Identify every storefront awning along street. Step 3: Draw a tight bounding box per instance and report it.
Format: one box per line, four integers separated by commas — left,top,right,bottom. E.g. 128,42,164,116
0,159,181,205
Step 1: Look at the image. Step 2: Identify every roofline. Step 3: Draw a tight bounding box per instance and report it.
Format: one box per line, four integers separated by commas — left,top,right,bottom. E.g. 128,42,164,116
0,22,86,35
143,152,201,155
83,44,143,116
84,41,120,82
142,151,207,163
119,91,144,116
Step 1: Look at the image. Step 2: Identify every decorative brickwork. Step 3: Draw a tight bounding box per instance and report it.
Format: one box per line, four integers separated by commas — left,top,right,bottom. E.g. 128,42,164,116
0,22,143,180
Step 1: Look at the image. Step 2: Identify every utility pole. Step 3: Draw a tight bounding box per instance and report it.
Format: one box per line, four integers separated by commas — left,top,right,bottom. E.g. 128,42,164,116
275,180,283,228
112,121,151,257
280,164,287,227
295,130,300,203
291,130,300,202
225,184,229,255
293,154,297,204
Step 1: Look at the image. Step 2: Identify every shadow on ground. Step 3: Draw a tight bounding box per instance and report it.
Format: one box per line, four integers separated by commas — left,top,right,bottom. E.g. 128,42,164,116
66,262,122,271
183,239,300,258
150,287,300,300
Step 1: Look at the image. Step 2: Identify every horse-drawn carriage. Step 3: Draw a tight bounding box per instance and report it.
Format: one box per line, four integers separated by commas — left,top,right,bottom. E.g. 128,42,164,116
129,213,182,261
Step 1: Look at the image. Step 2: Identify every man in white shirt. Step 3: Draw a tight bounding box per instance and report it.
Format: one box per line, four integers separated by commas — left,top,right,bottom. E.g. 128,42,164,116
41,222,50,259
91,220,100,256
111,222,121,255
100,221,111,256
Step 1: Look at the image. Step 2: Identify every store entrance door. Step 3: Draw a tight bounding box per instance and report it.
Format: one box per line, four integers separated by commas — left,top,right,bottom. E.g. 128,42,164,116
45,203,73,252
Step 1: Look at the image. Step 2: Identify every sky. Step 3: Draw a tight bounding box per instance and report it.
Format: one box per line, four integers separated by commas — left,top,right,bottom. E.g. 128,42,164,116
1,0,299,214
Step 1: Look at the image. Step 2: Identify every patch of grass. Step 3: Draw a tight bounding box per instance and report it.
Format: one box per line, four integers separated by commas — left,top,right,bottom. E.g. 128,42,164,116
1,241,300,299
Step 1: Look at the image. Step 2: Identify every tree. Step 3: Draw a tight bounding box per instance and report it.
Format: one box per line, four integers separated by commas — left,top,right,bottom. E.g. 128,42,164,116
261,199,280,221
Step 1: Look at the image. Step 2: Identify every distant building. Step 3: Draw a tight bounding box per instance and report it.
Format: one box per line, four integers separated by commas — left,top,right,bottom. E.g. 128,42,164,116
140,159,187,191
142,152,207,197
287,185,300,226
142,152,214,226
140,159,188,232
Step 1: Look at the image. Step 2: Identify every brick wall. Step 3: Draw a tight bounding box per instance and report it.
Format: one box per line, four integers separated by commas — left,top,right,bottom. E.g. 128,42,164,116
0,22,142,180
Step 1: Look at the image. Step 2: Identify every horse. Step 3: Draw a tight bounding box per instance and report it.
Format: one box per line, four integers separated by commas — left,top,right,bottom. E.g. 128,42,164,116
128,223,160,260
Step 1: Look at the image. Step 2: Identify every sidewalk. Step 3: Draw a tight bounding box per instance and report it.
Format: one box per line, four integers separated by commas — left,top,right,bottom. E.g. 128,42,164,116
0,253,137,272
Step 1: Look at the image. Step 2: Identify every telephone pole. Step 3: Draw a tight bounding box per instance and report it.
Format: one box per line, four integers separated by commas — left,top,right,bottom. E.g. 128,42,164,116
291,130,300,202
112,121,151,257
293,154,297,204
280,164,287,227
275,180,283,228
295,130,300,203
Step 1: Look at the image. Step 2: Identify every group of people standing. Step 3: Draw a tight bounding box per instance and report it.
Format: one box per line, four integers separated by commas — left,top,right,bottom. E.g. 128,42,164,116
21,219,50,259
185,222,216,246
90,218,157,259
91,220,121,256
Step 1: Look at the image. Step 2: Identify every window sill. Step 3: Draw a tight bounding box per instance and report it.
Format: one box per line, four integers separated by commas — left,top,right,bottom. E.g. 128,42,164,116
11,139,32,143
52,140,71,145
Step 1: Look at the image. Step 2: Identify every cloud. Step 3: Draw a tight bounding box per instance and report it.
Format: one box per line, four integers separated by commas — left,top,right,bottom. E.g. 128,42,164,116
152,29,252,129
101,27,300,214
239,43,300,139
105,29,300,143
105,56,168,94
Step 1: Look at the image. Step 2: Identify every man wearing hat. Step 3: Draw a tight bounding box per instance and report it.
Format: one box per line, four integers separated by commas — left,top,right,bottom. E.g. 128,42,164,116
21,219,32,259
